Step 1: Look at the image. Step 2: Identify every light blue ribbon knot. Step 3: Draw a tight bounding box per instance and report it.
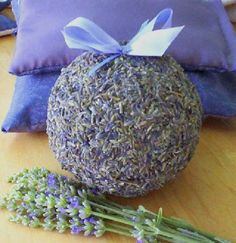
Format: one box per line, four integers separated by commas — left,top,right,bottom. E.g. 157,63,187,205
62,8,184,76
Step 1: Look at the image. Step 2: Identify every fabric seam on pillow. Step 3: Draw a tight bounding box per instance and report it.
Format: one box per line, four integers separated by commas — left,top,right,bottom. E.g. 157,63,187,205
10,62,234,76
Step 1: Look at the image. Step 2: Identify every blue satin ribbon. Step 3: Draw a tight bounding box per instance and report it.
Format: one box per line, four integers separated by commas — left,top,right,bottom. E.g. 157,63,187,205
63,8,184,76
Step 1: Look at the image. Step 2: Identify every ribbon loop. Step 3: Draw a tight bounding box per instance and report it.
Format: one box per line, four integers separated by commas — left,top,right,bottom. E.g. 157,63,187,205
155,8,173,29
63,17,121,54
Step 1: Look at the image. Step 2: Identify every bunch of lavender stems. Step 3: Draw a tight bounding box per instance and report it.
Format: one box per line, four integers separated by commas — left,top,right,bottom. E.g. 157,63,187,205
0,168,230,243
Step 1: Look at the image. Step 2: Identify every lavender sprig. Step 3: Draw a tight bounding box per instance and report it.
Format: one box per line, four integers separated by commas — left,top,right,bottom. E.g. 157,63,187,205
0,168,230,243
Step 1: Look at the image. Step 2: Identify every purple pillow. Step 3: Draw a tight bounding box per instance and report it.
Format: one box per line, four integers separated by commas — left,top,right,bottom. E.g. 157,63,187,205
0,15,16,37
2,70,236,133
2,72,59,133
9,0,236,76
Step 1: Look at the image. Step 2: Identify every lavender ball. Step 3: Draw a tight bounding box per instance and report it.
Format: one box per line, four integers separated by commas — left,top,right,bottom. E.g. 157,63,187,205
47,52,202,198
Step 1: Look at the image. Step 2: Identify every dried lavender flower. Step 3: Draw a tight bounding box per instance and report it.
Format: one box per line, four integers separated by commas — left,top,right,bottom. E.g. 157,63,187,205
47,52,202,197
0,168,230,243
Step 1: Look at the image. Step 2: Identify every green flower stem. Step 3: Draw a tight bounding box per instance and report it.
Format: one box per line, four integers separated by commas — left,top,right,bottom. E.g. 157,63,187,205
92,210,157,236
122,208,152,218
88,198,152,228
91,211,134,226
162,217,228,242
88,197,226,242
105,227,132,237
158,228,206,243
88,195,132,214
89,201,134,219
105,222,133,232
159,224,212,242
92,210,162,237
88,194,133,211
92,201,225,243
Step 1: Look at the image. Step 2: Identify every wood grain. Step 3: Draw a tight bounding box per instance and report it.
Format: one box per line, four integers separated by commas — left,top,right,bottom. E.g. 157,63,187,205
0,34,236,242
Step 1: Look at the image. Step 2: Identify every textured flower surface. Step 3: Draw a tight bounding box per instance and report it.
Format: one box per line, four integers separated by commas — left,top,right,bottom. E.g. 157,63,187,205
0,168,230,243
47,53,203,197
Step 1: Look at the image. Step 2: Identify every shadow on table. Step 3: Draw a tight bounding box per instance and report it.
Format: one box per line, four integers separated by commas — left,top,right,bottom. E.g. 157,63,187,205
202,116,236,132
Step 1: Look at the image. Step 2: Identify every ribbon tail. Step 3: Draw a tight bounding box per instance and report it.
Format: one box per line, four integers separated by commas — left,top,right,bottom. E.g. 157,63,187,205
89,54,120,77
128,26,184,56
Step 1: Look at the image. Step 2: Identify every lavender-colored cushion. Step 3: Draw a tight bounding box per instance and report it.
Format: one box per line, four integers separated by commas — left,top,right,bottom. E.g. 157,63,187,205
0,15,16,37
2,71,236,132
9,0,236,76
0,0,16,37
2,72,59,132
188,72,236,117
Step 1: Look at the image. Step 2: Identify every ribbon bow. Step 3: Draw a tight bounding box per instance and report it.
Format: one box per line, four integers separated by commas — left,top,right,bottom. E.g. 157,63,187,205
63,8,184,76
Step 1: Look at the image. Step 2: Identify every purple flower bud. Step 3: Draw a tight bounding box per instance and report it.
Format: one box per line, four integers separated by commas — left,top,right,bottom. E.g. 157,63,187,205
47,174,57,188
80,219,85,224
68,196,80,208
84,217,97,225
28,212,36,220
105,122,115,132
82,141,90,148
90,188,99,195
69,219,75,224
89,230,96,236
132,216,142,223
109,131,118,140
21,202,28,208
136,240,144,243
146,153,152,163
58,207,66,214
71,226,84,234
61,176,67,181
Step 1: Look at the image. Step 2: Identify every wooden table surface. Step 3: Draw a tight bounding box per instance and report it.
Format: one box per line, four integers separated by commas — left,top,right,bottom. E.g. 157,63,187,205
1,34,236,242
